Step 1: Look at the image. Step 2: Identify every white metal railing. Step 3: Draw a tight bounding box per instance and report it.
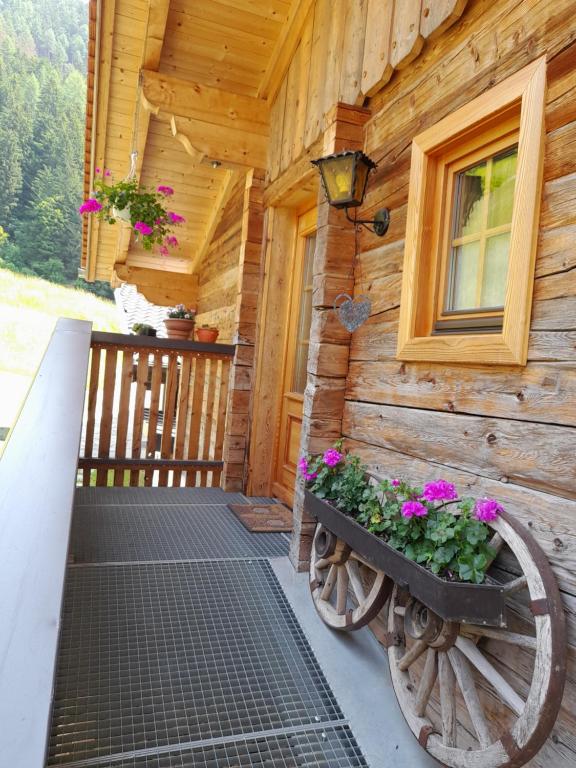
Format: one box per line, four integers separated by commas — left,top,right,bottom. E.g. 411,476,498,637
0,318,92,768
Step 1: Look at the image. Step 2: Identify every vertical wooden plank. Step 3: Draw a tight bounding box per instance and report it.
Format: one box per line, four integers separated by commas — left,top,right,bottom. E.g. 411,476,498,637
323,0,347,118
130,351,149,486
185,357,207,487
96,349,117,486
390,0,424,70
292,8,313,161
144,351,163,486
269,78,287,181
304,0,330,148
361,0,394,98
212,358,231,488
159,353,178,486
173,354,192,488
339,0,369,105
113,350,134,485
420,0,467,40
199,359,218,488
82,346,101,486
281,44,301,173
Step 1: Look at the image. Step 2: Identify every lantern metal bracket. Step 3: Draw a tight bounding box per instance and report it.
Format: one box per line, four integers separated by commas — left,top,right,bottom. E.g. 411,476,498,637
345,207,390,237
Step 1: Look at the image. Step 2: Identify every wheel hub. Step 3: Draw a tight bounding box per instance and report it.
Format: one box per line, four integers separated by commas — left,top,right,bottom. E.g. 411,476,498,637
404,599,443,644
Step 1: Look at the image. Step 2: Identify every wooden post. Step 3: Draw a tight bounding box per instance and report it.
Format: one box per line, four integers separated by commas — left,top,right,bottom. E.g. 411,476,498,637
221,169,266,492
289,103,371,571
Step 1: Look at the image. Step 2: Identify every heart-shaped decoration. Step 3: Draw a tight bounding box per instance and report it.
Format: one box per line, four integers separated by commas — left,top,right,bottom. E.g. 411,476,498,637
334,293,371,332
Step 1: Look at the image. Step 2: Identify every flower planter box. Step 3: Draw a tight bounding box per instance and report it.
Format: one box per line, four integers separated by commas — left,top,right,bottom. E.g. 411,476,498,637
304,489,507,627
164,318,195,340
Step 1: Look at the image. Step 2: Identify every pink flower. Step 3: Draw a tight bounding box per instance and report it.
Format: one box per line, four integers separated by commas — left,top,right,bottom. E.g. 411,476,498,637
168,211,185,224
95,167,101,174
298,457,309,475
323,448,342,467
104,169,112,177
155,217,166,225
304,470,318,481
421,479,458,503
157,185,174,196
474,498,503,522
134,221,153,236
164,235,179,247
159,245,169,257
79,198,102,214
391,479,401,488
401,501,428,518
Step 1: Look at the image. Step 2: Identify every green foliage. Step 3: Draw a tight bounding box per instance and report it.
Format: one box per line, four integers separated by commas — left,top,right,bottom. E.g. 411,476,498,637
301,449,498,584
0,0,88,290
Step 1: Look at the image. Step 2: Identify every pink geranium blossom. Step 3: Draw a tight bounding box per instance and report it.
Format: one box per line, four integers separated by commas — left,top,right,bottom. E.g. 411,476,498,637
298,456,317,482
157,185,174,196
323,448,342,467
104,169,112,177
421,479,458,503
79,198,102,214
159,245,169,257
474,498,503,522
401,500,428,518
164,235,179,247
168,211,185,224
95,167,101,174
134,221,153,236
391,479,401,488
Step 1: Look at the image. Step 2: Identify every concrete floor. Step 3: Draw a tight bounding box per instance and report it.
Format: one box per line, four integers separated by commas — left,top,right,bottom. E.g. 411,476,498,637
272,557,440,768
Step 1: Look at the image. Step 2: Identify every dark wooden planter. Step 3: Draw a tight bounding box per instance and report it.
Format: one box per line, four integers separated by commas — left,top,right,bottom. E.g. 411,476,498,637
305,490,507,627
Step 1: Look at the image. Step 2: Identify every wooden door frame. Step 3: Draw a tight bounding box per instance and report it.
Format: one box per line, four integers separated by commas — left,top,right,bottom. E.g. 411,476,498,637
271,206,317,505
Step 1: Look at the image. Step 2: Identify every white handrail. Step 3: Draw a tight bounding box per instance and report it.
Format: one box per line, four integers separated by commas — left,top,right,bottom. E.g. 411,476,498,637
0,318,92,768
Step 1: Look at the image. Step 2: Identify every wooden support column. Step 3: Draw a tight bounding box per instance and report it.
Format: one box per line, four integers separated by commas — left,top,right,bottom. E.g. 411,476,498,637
289,103,371,571
222,170,266,492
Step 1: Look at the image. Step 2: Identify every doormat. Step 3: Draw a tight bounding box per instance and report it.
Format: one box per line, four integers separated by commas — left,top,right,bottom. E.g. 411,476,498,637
227,503,293,533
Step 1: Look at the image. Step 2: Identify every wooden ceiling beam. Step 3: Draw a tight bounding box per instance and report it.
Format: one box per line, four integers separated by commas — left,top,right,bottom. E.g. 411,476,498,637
188,169,243,275
113,263,198,307
257,0,315,101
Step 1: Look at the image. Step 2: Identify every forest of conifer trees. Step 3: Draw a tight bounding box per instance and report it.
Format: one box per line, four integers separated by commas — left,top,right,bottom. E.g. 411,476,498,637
0,0,112,297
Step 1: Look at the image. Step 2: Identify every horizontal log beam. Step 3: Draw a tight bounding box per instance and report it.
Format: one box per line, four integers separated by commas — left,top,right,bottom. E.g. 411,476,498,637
78,458,223,470
113,263,198,306
141,69,269,169
90,330,235,357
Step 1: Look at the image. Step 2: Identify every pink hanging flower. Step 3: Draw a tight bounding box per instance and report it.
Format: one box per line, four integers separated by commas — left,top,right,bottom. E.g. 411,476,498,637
79,198,102,214
159,245,169,257
421,479,458,503
401,500,428,518
104,169,112,177
323,448,342,467
95,167,101,174
134,221,153,236
474,498,504,522
168,211,185,224
157,185,174,196
164,235,179,247
391,479,401,488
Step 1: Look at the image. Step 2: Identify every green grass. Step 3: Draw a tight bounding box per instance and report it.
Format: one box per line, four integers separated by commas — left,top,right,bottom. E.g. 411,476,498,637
0,268,121,432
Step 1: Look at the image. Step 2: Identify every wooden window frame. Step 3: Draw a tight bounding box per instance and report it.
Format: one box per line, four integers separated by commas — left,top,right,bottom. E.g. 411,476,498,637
397,57,546,365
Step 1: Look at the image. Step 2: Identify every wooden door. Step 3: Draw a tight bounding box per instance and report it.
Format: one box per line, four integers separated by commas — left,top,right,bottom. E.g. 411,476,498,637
272,208,317,505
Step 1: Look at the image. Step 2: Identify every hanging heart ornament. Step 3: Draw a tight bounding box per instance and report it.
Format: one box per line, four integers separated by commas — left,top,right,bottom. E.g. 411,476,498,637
334,293,371,332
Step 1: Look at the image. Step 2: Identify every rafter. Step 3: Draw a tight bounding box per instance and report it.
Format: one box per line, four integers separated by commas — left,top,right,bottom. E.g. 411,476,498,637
189,170,242,275
113,263,198,307
140,70,269,169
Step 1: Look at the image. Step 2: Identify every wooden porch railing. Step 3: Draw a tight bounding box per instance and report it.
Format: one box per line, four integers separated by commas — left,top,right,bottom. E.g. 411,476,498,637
78,332,235,488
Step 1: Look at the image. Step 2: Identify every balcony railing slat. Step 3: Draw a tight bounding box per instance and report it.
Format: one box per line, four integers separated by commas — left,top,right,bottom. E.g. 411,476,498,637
0,318,92,768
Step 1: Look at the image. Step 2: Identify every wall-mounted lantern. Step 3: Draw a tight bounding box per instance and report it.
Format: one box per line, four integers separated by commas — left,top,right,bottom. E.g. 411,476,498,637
311,150,390,236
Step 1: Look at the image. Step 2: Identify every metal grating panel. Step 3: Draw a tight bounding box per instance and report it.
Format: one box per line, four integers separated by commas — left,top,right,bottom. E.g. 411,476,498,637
48,560,343,766
70,504,288,562
94,726,367,768
74,487,247,507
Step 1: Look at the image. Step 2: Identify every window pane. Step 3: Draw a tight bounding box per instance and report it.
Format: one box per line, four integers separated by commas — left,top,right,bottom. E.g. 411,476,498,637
453,162,486,238
447,240,481,311
292,234,316,394
481,232,510,307
487,148,517,228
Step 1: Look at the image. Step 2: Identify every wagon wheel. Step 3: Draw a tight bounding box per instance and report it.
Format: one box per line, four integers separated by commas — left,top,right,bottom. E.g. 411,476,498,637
387,511,566,768
309,523,391,630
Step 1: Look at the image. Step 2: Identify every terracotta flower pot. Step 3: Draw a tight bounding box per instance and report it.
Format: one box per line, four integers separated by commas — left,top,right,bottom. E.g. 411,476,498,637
164,318,195,340
196,327,219,343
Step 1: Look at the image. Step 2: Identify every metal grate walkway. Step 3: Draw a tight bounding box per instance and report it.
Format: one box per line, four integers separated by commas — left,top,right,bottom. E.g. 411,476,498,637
47,488,367,768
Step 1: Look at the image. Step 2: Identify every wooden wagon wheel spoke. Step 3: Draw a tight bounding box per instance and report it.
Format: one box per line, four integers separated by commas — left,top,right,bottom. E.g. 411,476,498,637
310,523,391,631
386,510,566,768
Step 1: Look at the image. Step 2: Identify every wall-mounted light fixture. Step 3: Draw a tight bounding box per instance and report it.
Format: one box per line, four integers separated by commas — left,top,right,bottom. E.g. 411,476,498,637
311,150,390,236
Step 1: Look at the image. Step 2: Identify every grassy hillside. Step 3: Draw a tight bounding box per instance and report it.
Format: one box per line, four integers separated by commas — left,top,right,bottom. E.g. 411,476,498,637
0,268,120,433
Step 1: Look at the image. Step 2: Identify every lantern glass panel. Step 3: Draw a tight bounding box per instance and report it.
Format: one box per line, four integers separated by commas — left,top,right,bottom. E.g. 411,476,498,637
320,154,356,207
352,158,371,207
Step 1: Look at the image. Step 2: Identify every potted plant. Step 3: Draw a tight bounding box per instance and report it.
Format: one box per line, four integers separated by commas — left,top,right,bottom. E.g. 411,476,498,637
79,169,185,254
164,305,196,340
300,444,510,625
195,324,219,343
131,323,157,337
